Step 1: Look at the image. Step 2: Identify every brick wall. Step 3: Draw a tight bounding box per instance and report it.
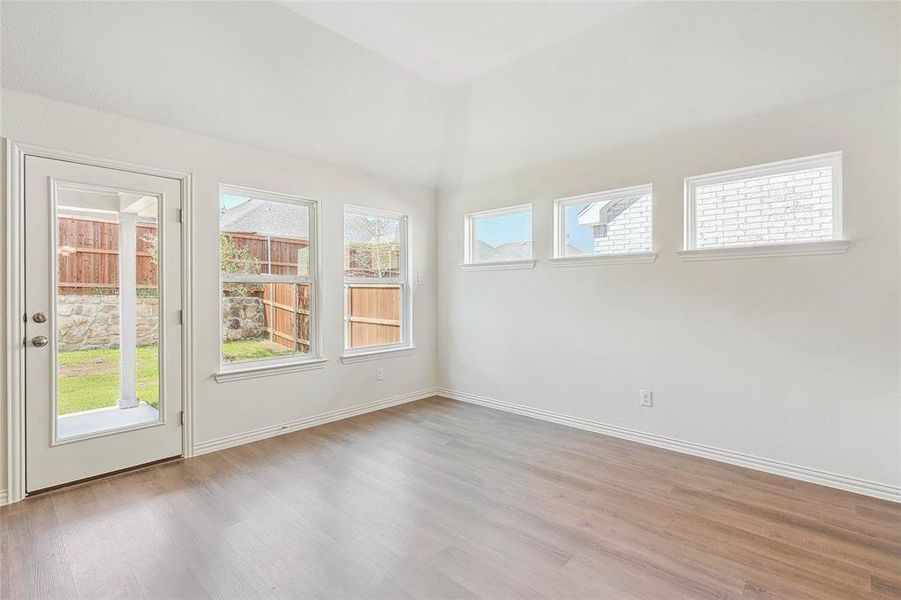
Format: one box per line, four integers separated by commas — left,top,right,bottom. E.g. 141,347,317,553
694,166,833,248
592,194,653,254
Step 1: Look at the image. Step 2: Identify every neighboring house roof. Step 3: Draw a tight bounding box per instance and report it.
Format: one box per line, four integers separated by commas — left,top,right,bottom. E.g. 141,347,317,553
478,240,532,260
478,240,584,259
220,198,309,239
577,193,648,226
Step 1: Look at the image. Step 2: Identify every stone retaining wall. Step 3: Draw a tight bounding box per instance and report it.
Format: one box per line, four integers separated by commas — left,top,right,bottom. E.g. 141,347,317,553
221,296,267,341
57,295,159,351
57,295,269,351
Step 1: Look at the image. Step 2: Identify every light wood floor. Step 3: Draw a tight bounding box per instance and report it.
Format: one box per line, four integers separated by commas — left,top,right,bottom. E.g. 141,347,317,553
2,397,899,599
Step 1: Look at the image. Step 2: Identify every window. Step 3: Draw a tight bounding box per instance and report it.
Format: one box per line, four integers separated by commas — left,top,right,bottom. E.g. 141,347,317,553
464,204,533,267
684,153,843,252
553,184,653,261
218,185,319,371
343,207,410,354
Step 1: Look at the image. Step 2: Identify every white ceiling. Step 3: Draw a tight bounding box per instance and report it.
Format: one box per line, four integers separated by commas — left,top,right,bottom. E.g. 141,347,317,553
281,2,634,88
2,2,898,189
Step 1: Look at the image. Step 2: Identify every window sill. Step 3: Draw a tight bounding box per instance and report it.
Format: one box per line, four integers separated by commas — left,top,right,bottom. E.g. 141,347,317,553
678,240,851,262
214,358,327,383
461,259,535,271
340,346,416,364
550,252,657,267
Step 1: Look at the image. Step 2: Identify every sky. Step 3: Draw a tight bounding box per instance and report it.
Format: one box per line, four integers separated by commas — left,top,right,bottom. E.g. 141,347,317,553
220,193,249,211
476,206,594,252
475,212,532,246
564,204,595,252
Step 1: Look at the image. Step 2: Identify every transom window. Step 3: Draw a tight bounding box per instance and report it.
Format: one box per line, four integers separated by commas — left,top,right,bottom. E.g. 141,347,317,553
218,185,319,369
684,152,842,250
343,207,410,353
554,184,653,258
464,204,533,264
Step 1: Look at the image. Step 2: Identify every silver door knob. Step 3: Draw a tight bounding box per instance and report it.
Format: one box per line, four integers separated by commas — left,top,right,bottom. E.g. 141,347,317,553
32,312,48,323
31,335,49,347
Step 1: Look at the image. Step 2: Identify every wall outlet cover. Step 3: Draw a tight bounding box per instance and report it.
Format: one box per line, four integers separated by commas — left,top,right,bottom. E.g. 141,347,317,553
640,389,653,407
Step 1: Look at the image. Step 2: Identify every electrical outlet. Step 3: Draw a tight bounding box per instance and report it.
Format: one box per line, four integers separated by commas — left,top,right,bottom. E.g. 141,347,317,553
639,389,653,407
417,273,425,285
376,367,384,381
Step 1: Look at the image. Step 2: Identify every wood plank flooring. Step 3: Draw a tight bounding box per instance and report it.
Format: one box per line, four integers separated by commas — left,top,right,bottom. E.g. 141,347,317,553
2,396,899,599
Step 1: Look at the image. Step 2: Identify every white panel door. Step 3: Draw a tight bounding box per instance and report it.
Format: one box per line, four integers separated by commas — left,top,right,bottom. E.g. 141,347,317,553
24,156,183,492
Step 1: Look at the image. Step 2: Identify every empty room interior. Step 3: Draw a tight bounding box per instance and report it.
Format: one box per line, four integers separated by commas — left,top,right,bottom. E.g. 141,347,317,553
1,1,900,598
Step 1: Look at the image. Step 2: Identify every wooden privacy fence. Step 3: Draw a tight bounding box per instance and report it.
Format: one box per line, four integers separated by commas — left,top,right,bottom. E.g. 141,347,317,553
259,283,311,352
57,216,158,294
58,216,400,350
346,285,401,348
222,231,309,276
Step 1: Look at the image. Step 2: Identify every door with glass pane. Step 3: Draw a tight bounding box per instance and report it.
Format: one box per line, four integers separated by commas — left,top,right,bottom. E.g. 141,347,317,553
24,155,183,492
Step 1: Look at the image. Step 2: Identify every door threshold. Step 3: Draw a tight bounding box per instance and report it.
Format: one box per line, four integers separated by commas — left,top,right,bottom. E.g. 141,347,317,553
26,455,184,498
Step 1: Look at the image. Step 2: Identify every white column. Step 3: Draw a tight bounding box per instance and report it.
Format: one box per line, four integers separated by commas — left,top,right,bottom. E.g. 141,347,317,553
118,212,138,409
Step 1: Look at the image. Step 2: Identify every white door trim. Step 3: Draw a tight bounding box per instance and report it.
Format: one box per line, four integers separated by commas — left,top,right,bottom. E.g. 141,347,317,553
4,140,195,504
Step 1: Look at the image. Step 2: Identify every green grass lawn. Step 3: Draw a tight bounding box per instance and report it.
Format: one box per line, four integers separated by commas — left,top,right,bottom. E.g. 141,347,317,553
58,346,160,415
221,338,297,363
58,340,291,415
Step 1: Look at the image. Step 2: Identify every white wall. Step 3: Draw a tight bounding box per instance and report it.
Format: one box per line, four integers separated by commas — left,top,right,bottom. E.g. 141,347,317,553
437,86,901,492
442,2,899,186
1,90,438,490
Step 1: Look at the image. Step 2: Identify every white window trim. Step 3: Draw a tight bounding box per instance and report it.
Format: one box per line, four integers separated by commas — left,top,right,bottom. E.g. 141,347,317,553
340,345,417,364
682,152,846,259
216,184,324,381
341,205,414,360
214,358,327,383
460,259,536,271
463,203,534,268
552,183,655,266
549,253,657,267
678,239,851,262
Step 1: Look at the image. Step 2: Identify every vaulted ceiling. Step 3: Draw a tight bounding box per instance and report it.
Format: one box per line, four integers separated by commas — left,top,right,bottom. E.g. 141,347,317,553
3,2,898,188
281,2,635,88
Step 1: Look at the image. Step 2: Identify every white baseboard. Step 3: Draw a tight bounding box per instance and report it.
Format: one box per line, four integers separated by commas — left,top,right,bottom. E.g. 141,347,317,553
0,490,7,506
439,388,901,504
193,388,438,456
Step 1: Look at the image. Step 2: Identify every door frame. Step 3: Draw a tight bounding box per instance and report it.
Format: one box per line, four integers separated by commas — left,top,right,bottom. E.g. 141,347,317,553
4,140,195,504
